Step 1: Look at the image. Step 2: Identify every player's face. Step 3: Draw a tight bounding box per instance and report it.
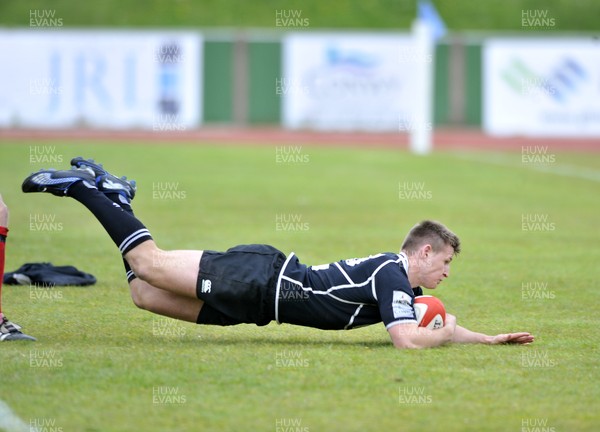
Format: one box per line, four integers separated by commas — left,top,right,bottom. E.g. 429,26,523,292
419,244,454,289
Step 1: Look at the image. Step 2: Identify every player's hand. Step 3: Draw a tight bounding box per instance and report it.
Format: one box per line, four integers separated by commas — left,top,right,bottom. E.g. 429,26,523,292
443,313,457,337
488,332,534,345
445,313,456,327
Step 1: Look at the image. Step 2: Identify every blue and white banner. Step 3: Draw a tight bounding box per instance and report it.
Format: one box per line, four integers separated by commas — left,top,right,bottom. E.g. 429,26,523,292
484,38,600,137
282,33,420,131
0,30,202,129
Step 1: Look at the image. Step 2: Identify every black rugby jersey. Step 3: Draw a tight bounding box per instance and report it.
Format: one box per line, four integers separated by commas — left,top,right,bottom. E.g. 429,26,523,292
275,252,423,330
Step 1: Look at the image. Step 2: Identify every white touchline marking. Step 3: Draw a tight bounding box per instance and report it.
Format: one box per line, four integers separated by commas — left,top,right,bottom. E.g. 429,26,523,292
450,152,600,183
528,162,600,182
0,399,38,432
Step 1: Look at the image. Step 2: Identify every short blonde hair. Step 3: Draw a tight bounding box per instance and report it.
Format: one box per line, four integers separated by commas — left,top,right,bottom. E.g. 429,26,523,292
401,220,461,255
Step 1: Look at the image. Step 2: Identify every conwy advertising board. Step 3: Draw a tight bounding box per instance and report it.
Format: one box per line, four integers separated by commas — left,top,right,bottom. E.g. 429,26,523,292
282,32,421,132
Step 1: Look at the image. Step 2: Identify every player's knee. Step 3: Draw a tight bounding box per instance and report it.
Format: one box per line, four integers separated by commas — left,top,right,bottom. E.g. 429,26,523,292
127,255,157,285
130,285,146,310
130,282,150,311
123,243,162,285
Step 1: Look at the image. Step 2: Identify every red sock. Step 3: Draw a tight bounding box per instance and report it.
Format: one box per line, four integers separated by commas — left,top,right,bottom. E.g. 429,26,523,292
0,226,8,315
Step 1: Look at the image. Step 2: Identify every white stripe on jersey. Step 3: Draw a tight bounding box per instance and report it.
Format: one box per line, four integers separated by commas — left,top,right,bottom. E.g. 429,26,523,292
281,274,372,305
386,318,418,330
344,304,364,330
398,252,409,275
279,275,368,306
276,253,409,328
367,256,404,301
275,252,297,324
372,252,408,301
301,257,402,296
334,262,354,284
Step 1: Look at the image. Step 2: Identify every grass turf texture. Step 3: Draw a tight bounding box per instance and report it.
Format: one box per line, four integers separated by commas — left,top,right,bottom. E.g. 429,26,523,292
0,141,598,431
2,0,600,31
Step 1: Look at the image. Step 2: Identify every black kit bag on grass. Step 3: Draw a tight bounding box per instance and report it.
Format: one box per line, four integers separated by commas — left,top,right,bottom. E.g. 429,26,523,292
3,263,96,287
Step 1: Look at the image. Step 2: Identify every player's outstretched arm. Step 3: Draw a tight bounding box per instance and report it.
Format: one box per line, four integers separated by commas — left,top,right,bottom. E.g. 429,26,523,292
388,314,457,349
451,324,534,345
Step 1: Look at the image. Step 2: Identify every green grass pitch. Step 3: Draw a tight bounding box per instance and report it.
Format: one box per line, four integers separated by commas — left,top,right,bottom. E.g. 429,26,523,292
0,141,598,431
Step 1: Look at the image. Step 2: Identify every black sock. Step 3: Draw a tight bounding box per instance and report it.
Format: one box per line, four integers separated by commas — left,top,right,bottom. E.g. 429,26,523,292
124,259,137,283
68,182,152,255
105,193,134,215
101,193,138,282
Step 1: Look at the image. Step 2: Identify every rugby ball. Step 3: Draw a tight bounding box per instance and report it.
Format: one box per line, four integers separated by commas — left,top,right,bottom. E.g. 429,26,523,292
414,295,446,329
